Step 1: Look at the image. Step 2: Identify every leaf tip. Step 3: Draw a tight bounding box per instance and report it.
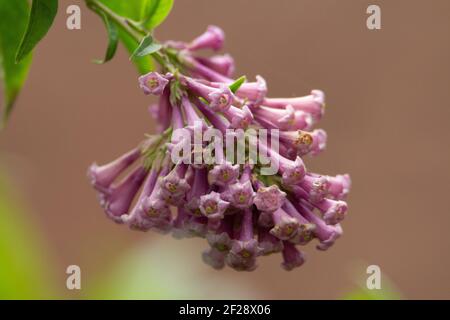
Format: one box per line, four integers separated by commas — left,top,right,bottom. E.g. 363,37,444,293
229,75,247,94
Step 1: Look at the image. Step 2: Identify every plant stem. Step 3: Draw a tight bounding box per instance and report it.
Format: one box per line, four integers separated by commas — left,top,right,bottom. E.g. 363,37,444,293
86,0,144,39
85,0,174,72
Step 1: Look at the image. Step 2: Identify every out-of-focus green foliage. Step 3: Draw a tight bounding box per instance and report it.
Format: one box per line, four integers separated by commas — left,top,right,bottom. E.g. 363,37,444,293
342,267,402,300
0,0,32,127
88,242,198,299
140,0,174,29
91,10,119,64
98,0,173,29
343,287,401,300
0,173,55,299
97,0,174,74
87,239,259,300
15,0,58,63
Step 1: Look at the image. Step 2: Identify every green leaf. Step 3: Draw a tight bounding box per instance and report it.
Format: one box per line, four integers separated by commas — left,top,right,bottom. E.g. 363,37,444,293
95,1,158,73
141,0,174,29
86,239,258,299
119,29,154,74
130,34,162,60
98,0,143,21
94,0,173,74
99,0,174,30
92,12,119,64
15,0,58,63
229,75,247,93
343,287,401,300
0,172,56,299
0,0,33,127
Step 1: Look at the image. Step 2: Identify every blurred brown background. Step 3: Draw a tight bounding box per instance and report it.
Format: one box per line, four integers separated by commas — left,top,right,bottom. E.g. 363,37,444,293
1,0,450,299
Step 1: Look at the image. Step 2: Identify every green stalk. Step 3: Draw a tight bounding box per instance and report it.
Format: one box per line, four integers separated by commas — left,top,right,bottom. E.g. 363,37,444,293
85,0,172,71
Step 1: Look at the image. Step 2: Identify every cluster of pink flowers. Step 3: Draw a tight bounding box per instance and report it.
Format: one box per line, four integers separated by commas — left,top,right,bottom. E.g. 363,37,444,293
88,26,351,271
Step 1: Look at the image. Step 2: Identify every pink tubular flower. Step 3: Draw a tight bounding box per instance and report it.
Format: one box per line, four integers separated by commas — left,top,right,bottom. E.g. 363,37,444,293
282,200,316,245
148,89,172,133
182,76,234,112
254,105,313,131
138,72,171,95
183,55,232,83
88,147,141,192
270,208,300,240
98,166,147,223
258,228,284,255
295,202,343,251
315,199,348,225
327,174,351,200
254,184,286,213
258,142,306,186
89,24,351,272
281,241,306,271
183,216,209,238
199,191,230,221
292,174,331,203
223,105,254,129
309,129,327,156
289,223,316,246
195,54,235,77
208,162,240,187
180,95,205,128
223,166,255,209
188,25,225,51
185,168,209,216
226,209,259,271
158,165,191,205
192,96,229,133
171,208,189,238
279,130,314,157
281,157,307,186
207,220,233,252
209,85,234,112
236,75,267,107
142,201,173,234
226,239,258,271
263,89,326,121
144,195,172,218
202,248,226,270
122,168,160,231
278,129,326,158
225,181,255,209
257,210,274,228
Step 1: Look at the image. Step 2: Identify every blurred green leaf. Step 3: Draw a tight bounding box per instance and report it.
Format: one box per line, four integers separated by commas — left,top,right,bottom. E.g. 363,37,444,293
95,0,159,73
15,0,58,63
130,34,162,60
342,263,403,300
229,76,247,94
0,172,55,299
98,0,143,21
141,0,174,29
88,239,258,299
92,11,119,64
0,0,32,127
99,0,173,29
343,287,401,300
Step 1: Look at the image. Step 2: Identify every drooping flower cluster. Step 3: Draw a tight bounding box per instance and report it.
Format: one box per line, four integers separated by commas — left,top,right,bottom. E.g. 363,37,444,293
88,26,351,271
